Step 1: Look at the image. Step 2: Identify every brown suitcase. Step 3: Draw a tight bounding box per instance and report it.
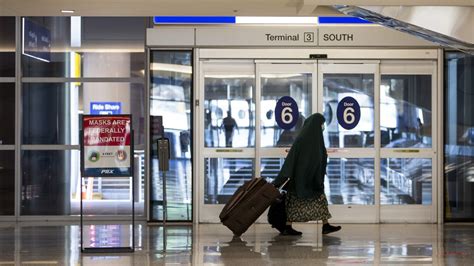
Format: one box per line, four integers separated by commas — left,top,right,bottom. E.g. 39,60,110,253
219,177,281,236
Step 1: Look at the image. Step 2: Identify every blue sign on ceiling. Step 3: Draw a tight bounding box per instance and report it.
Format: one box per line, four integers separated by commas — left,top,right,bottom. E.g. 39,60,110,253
22,18,51,62
154,16,236,24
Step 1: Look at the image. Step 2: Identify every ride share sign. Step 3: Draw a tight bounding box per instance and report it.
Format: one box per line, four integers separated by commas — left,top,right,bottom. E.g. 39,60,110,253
82,115,132,177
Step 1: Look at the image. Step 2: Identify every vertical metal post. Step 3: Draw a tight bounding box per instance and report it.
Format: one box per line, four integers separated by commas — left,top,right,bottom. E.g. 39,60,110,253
145,48,151,222
162,170,167,252
14,16,22,220
131,130,135,251
79,129,84,251
163,171,167,226
157,137,170,252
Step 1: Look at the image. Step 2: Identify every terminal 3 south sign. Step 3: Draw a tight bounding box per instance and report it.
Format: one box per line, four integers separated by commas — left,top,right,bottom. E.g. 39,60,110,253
150,26,432,47
82,115,132,177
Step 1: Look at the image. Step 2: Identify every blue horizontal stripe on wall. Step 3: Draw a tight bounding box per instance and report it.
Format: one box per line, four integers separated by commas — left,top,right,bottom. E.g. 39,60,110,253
318,16,372,24
154,16,236,24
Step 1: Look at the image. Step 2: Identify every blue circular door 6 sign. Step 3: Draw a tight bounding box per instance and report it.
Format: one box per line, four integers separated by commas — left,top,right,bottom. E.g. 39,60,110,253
336,96,361,130
275,96,299,130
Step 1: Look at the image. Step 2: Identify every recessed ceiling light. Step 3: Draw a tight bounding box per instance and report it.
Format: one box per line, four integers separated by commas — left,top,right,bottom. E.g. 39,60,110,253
61,10,75,14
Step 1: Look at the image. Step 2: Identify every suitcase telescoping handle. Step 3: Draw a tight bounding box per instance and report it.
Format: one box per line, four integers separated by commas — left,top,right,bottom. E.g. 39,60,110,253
278,178,290,190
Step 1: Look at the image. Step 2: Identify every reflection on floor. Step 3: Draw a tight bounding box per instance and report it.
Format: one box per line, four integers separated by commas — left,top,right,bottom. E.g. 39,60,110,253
0,223,473,265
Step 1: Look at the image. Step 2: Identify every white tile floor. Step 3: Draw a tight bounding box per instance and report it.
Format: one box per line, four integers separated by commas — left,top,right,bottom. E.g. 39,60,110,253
0,222,473,265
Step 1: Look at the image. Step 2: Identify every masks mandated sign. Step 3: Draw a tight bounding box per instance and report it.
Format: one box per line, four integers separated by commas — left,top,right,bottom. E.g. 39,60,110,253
82,115,132,177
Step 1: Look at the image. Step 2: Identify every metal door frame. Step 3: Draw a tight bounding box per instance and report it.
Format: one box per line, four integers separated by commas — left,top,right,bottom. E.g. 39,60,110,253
193,48,441,224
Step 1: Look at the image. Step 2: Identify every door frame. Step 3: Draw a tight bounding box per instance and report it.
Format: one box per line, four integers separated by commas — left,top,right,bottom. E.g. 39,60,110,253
193,48,441,224
378,60,438,223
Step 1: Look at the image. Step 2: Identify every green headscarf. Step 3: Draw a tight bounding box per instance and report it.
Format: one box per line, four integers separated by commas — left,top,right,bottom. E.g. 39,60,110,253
274,113,328,199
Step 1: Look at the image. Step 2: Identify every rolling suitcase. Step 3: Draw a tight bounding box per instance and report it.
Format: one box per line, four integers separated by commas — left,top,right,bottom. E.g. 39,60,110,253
219,177,288,236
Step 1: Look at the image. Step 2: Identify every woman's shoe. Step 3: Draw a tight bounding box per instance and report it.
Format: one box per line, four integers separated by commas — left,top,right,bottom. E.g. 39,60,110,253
281,225,302,236
272,224,286,234
322,223,341,235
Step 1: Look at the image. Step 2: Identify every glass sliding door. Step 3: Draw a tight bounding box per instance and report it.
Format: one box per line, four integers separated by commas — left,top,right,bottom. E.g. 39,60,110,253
256,63,315,222
318,62,379,223
149,50,193,222
198,61,314,222
199,61,255,222
196,56,438,224
379,61,437,223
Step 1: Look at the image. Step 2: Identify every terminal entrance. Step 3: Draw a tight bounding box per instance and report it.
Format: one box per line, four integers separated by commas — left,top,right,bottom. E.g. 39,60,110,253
196,51,437,223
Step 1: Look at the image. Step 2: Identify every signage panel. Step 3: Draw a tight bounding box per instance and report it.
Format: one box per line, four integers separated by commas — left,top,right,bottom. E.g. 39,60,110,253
90,102,122,115
82,115,132,177
146,28,195,46
318,26,433,47
22,18,51,62
275,96,299,130
337,96,361,130
196,27,317,46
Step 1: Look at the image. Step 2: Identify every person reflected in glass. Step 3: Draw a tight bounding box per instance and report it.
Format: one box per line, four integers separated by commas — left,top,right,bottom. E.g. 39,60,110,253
221,111,239,147
272,113,341,236
416,118,424,142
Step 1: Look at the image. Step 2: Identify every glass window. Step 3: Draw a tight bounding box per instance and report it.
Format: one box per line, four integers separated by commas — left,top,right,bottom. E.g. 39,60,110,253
445,52,474,220
381,75,432,148
22,150,145,215
0,151,14,215
205,158,254,204
0,17,15,77
326,158,375,205
149,50,192,221
323,74,374,148
21,150,77,215
22,82,145,145
22,17,145,78
381,158,432,205
0,83,15,145
204,73,255,148
260,158,285,183
261,73,312,147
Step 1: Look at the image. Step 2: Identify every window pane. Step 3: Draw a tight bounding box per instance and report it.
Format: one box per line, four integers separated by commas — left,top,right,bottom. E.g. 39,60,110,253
0,83,15,145
445,52,474,220
381,158,432,205
260,158,285,183
204,73,255,148
205,158,254,204
21,150,76,215
149,50,193,221
323,74,374,148
22,82,145,145
381,75,432,148
0,17,15,77
261,73,312,147
0,151,14,215
22,17,145,77
326,158,375,205
22,150,145,215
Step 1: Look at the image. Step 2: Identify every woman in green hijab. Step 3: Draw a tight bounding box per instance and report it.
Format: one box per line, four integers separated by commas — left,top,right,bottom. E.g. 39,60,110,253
273,113,341,236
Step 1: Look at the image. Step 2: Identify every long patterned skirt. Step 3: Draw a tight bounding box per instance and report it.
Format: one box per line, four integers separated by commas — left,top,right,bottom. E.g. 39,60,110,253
286,192,332,222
